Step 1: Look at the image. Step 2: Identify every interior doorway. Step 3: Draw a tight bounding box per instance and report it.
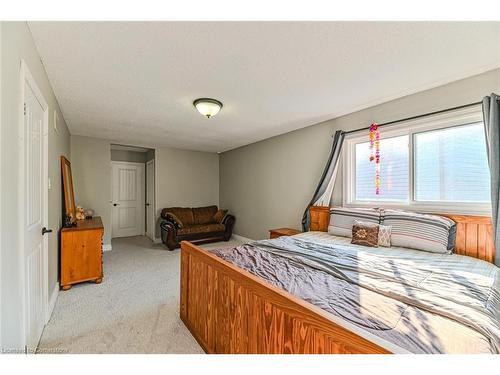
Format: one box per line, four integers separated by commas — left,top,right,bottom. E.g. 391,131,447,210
146,159,155,241
110,144,155,240
20,60,50,350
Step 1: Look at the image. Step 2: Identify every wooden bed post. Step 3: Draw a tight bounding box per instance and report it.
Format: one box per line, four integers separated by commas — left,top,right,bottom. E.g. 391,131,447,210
309,206,330,232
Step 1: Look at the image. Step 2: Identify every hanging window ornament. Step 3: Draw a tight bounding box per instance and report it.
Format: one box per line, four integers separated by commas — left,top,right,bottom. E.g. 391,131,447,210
369,123,381,195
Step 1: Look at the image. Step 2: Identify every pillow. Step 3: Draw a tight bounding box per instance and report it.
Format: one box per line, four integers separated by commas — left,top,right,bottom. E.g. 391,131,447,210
165,212,184,228
378,224,392,247
193,205,219,225
328,207,381,238
161,207,194,226
351,220,379,247
380,209,456,254
213,209,228,224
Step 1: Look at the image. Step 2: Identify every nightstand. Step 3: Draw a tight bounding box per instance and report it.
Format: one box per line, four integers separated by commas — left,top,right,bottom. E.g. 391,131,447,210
269,228,302,239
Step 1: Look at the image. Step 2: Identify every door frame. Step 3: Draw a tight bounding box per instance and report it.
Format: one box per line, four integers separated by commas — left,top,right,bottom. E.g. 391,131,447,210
0,22,3,347
145,159,155,241
18,59,50,348
110,161,146,238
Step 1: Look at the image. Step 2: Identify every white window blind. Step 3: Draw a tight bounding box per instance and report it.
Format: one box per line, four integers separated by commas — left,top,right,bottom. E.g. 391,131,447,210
355,135,409,202
414,123,490,203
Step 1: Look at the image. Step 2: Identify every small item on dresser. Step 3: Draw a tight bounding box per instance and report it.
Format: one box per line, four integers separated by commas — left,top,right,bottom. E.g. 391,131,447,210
64,213,76,228
351,220,379,247
378,224,392,247
75,205,86,220
84,208,95,219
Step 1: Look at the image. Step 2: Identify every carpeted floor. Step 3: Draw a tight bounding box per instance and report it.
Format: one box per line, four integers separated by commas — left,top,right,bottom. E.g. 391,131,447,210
37,236,244,354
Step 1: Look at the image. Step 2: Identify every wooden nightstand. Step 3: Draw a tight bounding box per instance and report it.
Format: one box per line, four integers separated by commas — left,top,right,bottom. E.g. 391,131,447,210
269,228,302,239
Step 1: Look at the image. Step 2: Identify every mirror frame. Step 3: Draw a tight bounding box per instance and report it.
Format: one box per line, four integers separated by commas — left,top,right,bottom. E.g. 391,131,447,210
61,155,76,224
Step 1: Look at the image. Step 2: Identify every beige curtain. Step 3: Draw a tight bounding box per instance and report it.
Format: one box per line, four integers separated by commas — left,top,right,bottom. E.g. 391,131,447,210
301,130,345,231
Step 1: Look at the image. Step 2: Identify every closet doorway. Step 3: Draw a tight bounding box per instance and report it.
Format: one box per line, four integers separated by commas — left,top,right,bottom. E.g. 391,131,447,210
145,159,155,241
110,145,155,239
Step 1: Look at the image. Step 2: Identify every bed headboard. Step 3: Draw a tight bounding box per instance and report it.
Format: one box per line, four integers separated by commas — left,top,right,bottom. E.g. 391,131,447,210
309,206,496,264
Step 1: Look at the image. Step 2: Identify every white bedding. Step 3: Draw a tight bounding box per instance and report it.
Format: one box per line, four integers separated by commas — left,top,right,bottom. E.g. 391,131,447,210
212,231,500,353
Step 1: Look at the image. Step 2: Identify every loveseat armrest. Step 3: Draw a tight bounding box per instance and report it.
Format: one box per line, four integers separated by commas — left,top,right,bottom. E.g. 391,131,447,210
222,214,236,241
160,219,179,250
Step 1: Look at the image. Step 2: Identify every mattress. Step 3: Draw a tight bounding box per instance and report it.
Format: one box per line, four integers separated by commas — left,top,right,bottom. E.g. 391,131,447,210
210,231,500,354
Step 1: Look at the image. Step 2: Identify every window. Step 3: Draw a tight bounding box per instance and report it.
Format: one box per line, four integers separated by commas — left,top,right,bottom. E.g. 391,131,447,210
414,123,490,203
344,106,491,214
355,135,409,202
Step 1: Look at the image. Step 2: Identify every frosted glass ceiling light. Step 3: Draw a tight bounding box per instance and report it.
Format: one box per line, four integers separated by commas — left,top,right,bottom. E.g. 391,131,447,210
193,98,223,118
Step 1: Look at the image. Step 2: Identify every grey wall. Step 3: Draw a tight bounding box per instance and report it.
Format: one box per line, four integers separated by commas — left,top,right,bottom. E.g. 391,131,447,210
70,137,219,243
155,147,219,209
155,147,219,238
220,68,500,240
71,135,112,246
111,149,147,163
0,22,71,348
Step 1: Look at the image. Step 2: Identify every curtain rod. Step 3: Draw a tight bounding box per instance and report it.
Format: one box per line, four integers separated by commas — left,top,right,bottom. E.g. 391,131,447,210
338,100,483,136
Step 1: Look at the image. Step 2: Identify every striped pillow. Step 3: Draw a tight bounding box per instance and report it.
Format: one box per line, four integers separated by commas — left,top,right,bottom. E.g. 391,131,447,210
381,209,457,254
328,207,381,238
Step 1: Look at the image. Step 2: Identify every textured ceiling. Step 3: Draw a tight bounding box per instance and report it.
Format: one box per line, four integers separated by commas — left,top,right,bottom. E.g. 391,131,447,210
29,22,500,152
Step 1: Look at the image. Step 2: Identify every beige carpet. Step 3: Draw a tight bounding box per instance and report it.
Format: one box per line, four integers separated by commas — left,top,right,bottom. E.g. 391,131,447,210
37,236,244,354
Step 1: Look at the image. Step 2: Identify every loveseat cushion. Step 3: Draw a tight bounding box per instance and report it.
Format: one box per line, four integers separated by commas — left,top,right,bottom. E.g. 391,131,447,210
193,205,218,225
164,212,184,228
213,209,228,223
177,223,225,236
161,207,194,227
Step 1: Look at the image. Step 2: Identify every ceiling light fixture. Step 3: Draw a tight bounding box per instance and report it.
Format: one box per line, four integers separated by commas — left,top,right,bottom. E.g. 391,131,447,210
193,98,223,118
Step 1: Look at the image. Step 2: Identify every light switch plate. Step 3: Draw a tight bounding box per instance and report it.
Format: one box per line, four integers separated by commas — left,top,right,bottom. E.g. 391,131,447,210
53,111,59,134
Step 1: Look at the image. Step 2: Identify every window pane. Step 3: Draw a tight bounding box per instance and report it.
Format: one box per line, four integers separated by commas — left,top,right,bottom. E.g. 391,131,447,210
355,135,409,202
414,123,490,202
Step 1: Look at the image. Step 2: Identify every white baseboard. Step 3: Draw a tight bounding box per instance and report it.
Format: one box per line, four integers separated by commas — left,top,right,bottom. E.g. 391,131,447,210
102,244,112,252
231,234,254,243
46,283,59,324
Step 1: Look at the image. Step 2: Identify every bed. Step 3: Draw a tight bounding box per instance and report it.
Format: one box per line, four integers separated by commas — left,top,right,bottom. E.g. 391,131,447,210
179,206,499,354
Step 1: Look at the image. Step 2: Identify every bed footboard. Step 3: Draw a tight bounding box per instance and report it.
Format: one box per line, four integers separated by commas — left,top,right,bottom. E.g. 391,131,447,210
180,241,393,354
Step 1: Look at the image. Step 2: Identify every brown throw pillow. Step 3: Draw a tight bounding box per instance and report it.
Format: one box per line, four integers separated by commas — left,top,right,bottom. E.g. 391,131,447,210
166,212,184,228
351,220,379,247
213,209,228,224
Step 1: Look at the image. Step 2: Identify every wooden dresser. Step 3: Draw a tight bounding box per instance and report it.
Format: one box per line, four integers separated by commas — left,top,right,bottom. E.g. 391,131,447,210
60,217,104,290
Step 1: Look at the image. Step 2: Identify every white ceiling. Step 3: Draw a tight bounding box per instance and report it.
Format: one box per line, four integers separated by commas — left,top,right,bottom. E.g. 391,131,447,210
29,22,500,153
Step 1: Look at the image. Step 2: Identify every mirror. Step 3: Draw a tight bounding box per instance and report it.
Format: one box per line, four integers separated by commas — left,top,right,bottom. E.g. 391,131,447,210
61,156,76,225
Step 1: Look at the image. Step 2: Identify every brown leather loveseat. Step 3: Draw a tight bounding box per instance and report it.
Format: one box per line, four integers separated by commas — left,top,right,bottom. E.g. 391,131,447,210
160,205,235,250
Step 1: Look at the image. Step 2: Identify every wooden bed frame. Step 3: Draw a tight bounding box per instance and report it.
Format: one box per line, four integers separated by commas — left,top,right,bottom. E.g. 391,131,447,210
180,206,496,354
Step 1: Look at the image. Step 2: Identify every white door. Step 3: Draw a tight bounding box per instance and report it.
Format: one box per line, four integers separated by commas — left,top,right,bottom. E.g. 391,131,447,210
23,79,47,350
146,159,155,241
111,162,145,238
